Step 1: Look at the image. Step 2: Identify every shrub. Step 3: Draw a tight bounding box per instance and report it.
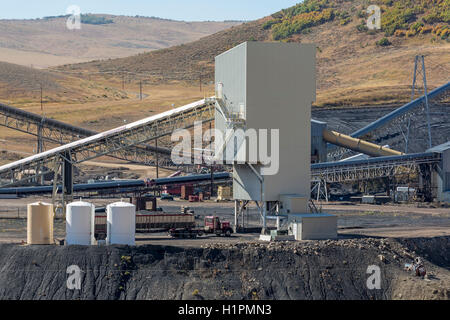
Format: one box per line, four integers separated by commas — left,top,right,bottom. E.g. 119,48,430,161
422,1,450,24
340,17,352,25
376,37,392,46
394,29,407,36
272,8,335,40
262,19,279,30
382,7,417,35
357,23,369,32
419,26,433,34
380,0,450,37
267,0,335,40
406,30,416,37
81,14,114,25
431,24,450,38
433,25,450,38
410,21,424,32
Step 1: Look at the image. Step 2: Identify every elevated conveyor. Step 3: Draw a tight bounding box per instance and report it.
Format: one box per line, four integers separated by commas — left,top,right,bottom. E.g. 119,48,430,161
351,82,449,139
328,81,450,159
311,152,441,183
0,98,215,187
322,129,404,157
0,172,231,197
0,102,172,165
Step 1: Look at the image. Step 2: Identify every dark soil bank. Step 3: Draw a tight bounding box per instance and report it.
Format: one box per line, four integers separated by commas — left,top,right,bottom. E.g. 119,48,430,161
0,237,448,300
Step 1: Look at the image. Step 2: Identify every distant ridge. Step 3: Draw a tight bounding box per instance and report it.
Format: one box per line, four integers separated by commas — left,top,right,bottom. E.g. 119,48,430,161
0,15,242,68
59,0,449,107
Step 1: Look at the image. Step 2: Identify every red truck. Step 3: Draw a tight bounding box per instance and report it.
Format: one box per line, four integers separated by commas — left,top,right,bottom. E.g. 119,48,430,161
169,216,233,238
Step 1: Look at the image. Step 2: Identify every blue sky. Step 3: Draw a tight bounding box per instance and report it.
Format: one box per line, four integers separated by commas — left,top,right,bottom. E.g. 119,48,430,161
0,0,300,21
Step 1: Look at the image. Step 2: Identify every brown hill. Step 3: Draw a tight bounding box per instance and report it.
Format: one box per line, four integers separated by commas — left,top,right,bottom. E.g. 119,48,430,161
0,61,128,106
0,15,242,68
57,19,268,82
59,0,449,107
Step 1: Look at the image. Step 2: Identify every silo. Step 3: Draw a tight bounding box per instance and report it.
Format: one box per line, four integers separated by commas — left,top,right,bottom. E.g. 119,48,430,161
66,200,95,245
27,202,54,245
106,201,136,246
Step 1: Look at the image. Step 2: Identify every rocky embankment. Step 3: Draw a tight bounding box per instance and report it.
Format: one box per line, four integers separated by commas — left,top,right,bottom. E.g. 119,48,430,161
0,237,448,300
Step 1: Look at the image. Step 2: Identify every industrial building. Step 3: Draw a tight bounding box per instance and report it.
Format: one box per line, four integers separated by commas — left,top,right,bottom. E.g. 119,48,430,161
427,142,450,202
0,41,449,244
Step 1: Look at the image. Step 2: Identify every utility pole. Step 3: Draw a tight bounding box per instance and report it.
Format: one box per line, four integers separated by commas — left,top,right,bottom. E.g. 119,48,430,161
209,121,213,196
199,72,202,92
122,73,125,90
37,83,44,184
139,80,143,100
155,138,159,179
40,84,43,112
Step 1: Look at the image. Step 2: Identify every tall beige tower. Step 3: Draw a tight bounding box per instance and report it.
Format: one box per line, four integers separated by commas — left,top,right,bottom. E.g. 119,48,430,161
215,42,316,232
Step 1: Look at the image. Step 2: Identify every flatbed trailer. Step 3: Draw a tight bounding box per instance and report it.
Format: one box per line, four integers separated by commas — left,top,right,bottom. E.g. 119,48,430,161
168,228,205,239
169,216,233,239
94,213,195,239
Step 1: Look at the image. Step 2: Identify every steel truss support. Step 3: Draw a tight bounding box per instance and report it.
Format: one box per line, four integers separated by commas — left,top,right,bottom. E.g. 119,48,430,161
418,163,435,202
312,153,441,184
311,178,328,202
0,100,215,187
327,80,449,161
0,101,188,171
51,152,74,217
234,200,250,233
407,55,432,151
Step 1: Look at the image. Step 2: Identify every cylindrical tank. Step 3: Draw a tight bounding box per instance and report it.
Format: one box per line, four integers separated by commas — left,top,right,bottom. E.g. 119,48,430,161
27,202,54,245
106,201,136,246
66,200,95,245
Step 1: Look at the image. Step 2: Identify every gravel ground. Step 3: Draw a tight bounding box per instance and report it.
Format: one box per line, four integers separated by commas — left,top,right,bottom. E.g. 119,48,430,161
0,200,448,300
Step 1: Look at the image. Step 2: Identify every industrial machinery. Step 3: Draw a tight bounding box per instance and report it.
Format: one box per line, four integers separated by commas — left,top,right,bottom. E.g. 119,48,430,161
94,212,196,239
2,42,449,246
169,216,233,238
214,42,339,239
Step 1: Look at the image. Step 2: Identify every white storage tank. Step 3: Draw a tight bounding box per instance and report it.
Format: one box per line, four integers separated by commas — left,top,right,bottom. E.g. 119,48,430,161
106,201,136,246
27,202,54,245
66,200,95,245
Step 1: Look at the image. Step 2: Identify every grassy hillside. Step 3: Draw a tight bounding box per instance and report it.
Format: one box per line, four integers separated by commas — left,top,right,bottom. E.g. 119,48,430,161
57,19,268,83
0,61,129,107
0,15,242,68
59,0,449,107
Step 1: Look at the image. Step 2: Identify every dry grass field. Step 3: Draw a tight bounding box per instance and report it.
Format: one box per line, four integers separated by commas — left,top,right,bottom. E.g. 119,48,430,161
0,74,213,164
58,1,449,107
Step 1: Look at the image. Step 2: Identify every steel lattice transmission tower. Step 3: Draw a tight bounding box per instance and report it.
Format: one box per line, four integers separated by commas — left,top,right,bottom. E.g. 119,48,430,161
405,55,432,153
